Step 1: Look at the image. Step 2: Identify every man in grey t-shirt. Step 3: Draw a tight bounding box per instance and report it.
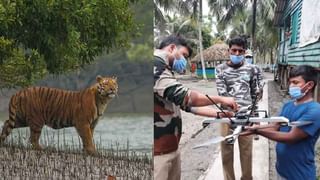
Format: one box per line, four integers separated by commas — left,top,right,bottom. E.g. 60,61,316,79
216,36,263,180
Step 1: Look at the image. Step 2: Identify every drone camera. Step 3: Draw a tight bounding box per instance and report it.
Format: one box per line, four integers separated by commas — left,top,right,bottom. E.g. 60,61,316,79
235,112,248,120
226,137,236,144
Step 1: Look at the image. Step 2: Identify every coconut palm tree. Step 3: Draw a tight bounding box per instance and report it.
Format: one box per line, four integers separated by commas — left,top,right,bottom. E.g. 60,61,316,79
208,0,248,31
255,0,278,64
154,0,209,80
208,0,278,64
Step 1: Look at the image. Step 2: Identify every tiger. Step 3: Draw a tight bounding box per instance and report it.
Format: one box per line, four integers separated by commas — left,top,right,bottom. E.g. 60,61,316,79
0,75,118,154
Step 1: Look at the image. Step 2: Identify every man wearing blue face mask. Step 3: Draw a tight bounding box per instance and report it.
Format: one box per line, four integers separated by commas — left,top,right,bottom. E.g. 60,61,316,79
243,65,320,180
216,36,264,180
154,35,238,180
172,52,187,74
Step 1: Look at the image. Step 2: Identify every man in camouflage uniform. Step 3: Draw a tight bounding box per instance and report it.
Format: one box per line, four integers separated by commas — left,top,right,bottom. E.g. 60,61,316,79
216,36,263,180
154,35,238,180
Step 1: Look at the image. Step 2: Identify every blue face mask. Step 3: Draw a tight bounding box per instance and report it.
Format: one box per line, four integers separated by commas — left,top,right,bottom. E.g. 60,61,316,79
230,55,244,64
172,56,187,74
246,58,253,64
289,86,305,100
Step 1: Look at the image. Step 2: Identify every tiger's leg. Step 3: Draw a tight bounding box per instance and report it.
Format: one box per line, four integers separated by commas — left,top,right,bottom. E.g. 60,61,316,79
29,128,43,150
28,117,44,150
76,123,96,154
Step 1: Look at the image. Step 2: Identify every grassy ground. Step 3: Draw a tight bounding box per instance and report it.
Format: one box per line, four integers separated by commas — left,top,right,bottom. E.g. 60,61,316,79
0,112,153,179
0,141,152,179
0,120,153,179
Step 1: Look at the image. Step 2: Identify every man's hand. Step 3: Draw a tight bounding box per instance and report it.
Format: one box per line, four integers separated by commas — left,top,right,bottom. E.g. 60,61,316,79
240,125,259,136
217,96,238,111
256,91,263,101
218,111,235,118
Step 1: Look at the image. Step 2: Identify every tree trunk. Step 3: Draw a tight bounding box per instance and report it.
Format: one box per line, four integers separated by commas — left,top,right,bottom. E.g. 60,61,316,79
270,48,274,64
198,0,207,80
251,0,257,49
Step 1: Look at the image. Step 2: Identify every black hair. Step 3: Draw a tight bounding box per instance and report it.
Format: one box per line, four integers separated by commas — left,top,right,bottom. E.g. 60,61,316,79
158,35,193,57
289,65,318,91
228,36,247,49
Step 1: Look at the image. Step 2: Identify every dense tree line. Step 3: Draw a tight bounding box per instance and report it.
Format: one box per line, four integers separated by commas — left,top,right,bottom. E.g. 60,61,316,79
0,0,142,88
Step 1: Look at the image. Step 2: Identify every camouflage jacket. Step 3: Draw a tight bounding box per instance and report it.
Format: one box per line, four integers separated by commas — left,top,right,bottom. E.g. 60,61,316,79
153,49,190,155
216,62,263,108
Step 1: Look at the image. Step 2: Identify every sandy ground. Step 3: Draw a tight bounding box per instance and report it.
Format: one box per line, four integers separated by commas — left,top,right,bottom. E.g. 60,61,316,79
177,75,224,180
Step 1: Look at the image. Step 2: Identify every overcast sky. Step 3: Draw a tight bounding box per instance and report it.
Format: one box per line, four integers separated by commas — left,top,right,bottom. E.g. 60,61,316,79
202,0,218,35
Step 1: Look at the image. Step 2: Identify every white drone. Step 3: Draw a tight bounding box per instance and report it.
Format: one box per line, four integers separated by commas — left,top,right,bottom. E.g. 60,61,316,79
193,94,312,149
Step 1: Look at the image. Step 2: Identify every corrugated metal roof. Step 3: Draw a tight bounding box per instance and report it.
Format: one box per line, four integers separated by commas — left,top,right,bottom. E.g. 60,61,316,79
273,0,287,26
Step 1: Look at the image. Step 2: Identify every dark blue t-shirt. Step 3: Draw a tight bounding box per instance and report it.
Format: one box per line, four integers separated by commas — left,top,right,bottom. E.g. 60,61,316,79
276,100,320,180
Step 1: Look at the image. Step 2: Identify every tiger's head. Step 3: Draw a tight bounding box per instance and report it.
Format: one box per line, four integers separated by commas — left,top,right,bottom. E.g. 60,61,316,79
96,75,118,99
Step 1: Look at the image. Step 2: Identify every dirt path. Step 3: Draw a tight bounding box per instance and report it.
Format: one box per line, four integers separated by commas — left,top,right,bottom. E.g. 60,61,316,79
178,78,221,180
267,80,289,180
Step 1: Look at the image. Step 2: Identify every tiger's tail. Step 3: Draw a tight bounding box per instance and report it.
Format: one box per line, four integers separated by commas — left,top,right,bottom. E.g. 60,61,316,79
0,96,18,144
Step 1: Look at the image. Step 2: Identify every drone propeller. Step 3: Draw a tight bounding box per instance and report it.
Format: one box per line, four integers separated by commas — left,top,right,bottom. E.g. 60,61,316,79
193,136,226,149
193,126,243,149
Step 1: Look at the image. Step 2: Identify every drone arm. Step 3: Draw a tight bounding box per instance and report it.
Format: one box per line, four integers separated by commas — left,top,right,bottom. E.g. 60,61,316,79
256,126,308,144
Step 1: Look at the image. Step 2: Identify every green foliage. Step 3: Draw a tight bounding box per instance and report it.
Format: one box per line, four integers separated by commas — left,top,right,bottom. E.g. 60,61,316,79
0,37,47,88
0,0,138,88
126,0,153,62
174,21,213,53
209,0,278,63
127,43,152,62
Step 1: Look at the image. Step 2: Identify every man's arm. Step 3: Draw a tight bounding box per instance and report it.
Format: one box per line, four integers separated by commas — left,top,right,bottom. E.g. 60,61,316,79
161,83,238,112
187,106,234,117
253,66,264,100
255,127,309,144
156,70,238,112
188,90,238,111
216,65,228,96
240,123,280,136
249,65,264,101
256,66,264,88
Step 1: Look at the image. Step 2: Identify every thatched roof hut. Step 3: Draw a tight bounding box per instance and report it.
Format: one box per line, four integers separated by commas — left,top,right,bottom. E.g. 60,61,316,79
191,43,229,64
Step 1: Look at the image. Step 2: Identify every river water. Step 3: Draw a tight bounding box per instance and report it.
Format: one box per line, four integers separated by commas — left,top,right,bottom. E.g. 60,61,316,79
0,114,153,154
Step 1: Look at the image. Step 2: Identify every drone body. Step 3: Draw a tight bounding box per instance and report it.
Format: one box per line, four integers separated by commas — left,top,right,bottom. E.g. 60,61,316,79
193,107,311,149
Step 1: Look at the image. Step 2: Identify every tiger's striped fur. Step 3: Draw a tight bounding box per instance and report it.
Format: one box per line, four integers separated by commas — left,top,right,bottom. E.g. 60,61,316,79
0,75,118,154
